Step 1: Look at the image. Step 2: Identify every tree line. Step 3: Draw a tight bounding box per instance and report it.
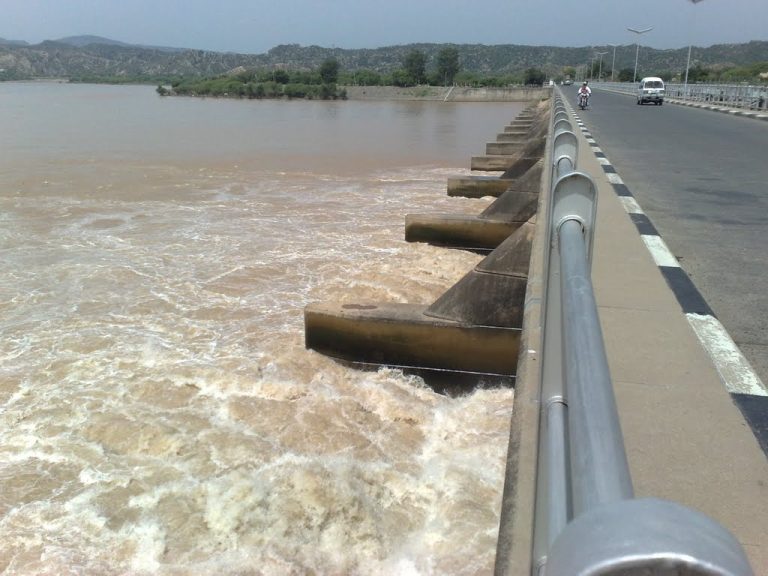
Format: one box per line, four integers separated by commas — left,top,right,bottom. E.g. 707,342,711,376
158,48,550,100
161,58,346,99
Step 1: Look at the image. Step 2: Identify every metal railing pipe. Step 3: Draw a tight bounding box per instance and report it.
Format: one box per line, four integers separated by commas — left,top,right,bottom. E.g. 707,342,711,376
558,218,634,515
545,398,569,548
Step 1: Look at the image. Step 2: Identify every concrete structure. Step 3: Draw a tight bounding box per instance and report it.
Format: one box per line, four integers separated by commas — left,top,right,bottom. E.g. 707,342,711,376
342,85,550,102
405,163,541,249
304,105,545,376
304,219,532,374
471,112,547,172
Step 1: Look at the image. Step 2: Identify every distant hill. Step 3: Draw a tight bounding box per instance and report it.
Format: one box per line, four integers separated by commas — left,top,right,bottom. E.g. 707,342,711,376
54,35,133,47
1,36,766,81
53,35,186,53
0,37,29,47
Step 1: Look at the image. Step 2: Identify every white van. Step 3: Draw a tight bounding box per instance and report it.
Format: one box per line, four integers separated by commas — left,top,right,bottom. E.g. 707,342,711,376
637,77,665,105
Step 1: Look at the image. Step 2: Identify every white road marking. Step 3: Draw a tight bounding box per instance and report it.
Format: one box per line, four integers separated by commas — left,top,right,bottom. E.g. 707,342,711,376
606,173,624,185
620,197,644,214
641,235,680,268
686,313,768,396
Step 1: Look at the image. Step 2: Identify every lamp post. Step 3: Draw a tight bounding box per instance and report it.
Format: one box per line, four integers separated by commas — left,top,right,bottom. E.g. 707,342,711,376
627,26,654,83
595,51,608,81
608,44,617,82
684,0,706,100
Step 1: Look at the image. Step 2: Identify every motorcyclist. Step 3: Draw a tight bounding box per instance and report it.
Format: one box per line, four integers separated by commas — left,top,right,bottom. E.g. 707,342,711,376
578,81,592,107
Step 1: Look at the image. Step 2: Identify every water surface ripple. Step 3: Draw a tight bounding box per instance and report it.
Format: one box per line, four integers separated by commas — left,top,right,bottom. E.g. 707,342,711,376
0,82,522,575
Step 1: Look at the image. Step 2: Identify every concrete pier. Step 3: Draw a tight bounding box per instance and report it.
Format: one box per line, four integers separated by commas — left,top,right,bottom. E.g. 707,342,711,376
304,221,535,374
447,175,513,198
487,142,525,155
404,213,522,249
406,165,541,249
496,133,529,143
304,302,520,374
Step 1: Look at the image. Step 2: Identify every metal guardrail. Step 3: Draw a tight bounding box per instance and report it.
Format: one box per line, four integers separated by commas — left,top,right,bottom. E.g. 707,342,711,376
530,89,754,575
593,81,768,111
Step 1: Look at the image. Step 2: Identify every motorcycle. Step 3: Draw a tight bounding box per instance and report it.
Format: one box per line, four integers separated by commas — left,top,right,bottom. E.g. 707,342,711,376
578,91,589,110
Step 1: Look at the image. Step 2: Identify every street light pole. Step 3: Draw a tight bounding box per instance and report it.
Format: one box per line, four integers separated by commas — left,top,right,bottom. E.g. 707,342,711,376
608,44,617,81
595,51,608,81
684,0,706,100
627,26,654,83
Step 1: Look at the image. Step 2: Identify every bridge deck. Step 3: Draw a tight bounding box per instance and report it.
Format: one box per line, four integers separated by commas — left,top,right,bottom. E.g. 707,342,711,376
501,103,768,573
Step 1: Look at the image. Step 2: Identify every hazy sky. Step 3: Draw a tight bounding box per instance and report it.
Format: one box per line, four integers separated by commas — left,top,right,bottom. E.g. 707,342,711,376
1,0,766,53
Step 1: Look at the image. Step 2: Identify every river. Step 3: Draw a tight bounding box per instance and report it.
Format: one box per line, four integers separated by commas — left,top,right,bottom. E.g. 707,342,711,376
0,82,523,575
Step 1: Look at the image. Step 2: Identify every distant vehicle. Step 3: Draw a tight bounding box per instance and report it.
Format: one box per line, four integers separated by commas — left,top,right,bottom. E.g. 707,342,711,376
564,79,573,86
637,77,665,105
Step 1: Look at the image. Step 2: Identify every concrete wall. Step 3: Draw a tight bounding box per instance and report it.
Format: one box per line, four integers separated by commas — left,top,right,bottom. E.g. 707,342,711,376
448,86,550,102
343,85,551,102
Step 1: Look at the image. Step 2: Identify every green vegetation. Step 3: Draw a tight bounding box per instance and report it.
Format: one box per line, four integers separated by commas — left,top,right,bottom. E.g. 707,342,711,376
0,69,25,81
162,59,347,100
436,47,460,86
523,67,546,86
319,58,340,84
685,61,768,83
403,49,427,85
577,60,767,85
618,68,635,82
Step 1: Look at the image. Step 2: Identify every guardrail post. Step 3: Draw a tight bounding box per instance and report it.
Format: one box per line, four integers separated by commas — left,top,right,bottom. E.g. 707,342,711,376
551,172,596,265
552,131,578,180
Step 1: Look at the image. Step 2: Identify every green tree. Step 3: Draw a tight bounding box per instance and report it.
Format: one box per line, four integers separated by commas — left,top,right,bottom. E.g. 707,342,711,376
319,58,340,84
390,69,412,87
523,67,545,85
618,68,635,82
687,65,710,83
436,47,460,85
404,49,427,85
454,70,480,86
273,69,290,84
355,69,382,86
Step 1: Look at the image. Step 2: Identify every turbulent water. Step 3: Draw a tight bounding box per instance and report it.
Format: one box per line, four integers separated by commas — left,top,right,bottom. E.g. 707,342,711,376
0,82,522,575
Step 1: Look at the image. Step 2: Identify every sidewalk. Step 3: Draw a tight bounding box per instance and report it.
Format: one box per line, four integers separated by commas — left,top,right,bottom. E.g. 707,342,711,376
576,111,768,569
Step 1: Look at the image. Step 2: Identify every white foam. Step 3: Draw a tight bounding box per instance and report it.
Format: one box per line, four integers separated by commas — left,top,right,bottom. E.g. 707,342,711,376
0,145,513,573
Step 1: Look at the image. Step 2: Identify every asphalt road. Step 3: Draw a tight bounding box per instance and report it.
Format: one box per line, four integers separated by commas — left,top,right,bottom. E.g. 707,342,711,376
567,87,768,386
